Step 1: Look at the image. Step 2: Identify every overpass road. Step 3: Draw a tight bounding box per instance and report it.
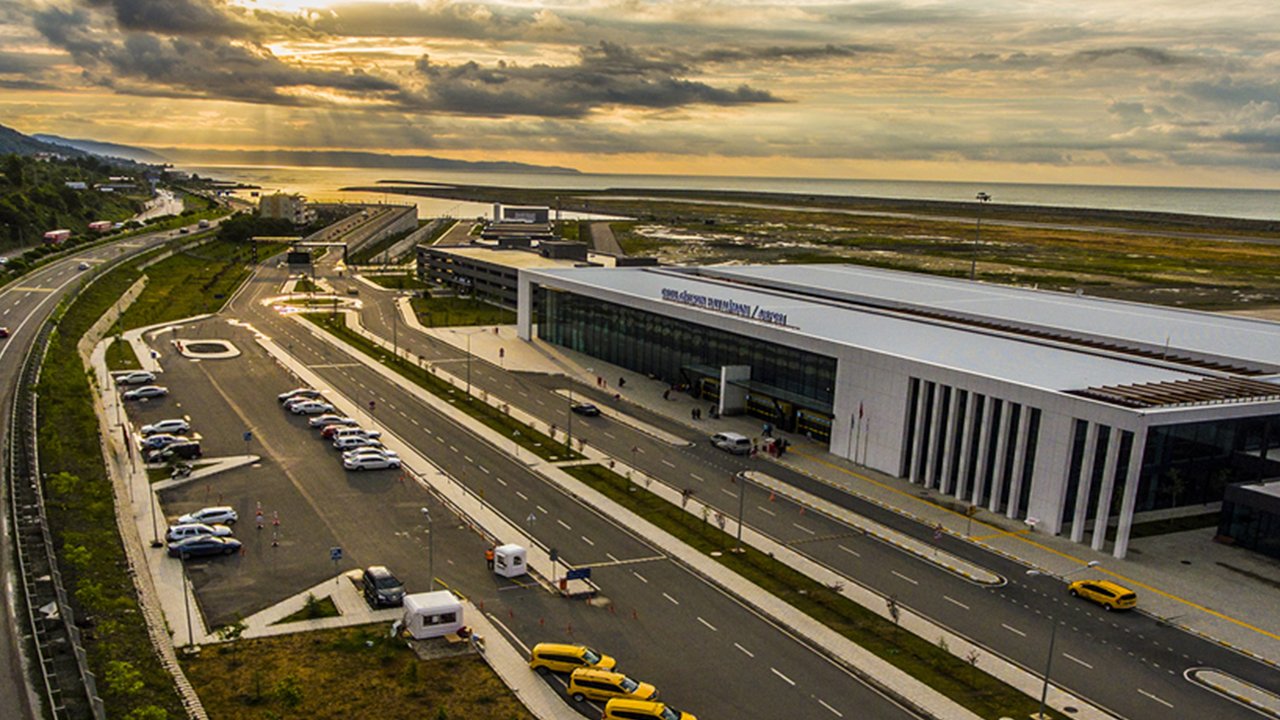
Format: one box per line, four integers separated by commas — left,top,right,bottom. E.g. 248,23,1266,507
0,226,208,720
330,265,1280,720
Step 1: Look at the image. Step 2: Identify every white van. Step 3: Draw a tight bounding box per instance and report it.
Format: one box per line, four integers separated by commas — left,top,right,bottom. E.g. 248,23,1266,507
710,432,752,455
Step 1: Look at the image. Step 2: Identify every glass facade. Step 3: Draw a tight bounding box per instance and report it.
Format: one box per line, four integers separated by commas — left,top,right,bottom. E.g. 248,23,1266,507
1137,414,1280,513
537,286,837,417
1219,484,1280,560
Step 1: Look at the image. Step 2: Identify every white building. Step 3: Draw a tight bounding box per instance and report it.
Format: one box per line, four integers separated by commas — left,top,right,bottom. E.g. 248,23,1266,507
518,264,1280,558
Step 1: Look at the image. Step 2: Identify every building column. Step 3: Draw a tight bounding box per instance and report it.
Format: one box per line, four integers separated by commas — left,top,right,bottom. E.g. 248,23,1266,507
1070,423,1101,544
909,381,930,483
923,386,946,489
1005,407,1032,519
988,403,1014,512
1090,430,1124,552
938,389,961,494
953,395,980,499
1112,429,1148,559
516,272,534,340
968,398,995,506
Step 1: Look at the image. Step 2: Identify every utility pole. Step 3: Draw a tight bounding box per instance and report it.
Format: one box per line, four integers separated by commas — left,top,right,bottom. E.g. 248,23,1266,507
971,192,991,281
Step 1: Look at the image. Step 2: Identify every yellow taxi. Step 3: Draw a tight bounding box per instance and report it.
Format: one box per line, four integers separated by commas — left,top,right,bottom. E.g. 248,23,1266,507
568,667,658,703
1068,579,1137,611
602,698,697,720
528,642,617,674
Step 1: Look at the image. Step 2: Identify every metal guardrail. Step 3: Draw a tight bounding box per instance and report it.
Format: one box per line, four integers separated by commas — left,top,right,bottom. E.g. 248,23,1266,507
5,319,105,720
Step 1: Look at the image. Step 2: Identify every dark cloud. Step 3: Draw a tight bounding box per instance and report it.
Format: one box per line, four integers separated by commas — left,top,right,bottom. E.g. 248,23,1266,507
1070,47,1187,66
33,6,402,107
691,44,880,64
412,41,782,118
84,0,250,37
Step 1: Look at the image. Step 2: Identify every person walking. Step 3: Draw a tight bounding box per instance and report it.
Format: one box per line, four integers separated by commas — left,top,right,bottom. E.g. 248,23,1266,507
485,547,495,570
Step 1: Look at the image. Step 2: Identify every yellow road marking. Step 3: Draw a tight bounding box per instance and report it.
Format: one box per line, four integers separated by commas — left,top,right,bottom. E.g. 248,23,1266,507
792,449,1280,643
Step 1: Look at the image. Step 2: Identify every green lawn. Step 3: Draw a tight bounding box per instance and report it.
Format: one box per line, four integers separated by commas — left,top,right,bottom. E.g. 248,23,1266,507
367,273,427,290
301,313,578,462
410,296,515,327
105,337,142,371
117,239,254,330
294,276,321,293
273,594,340,625
183,625,533,720
563,463,1060,720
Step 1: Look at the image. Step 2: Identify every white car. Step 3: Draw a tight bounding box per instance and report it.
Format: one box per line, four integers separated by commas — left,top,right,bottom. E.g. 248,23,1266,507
116,371,156,385
123,385,169,401
141,418,190,436
342,448,399,461
333,435,382,451
166,523,234,542
333,428,381,441
344,453,402,471
290,401,335,415
176,506,238,525
309,414,355,428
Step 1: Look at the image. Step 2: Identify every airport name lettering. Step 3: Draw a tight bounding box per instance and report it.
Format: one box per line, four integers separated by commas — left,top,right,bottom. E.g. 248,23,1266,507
661,288,789,327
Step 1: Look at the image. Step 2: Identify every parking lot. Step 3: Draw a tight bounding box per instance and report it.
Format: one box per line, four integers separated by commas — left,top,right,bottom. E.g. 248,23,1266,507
121,318,491,628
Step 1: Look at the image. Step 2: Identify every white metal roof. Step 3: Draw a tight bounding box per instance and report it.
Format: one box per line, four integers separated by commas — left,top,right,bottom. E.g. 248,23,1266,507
697,264,1280,373
528,266,1207,394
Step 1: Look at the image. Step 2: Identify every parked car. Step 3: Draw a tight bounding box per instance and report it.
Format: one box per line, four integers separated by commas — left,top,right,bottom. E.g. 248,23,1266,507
141,418,191,436
602,699,697,720
166,523,233,542
343,448,399,461
168,535,241,558
282,396,318,411
344,453,401,471
141,433,188,451
333,427,381,441
148,441,201,463
177,506,238,525
321,423,367,439
567,667,658,704
361,566,406,607
115,371,156,385
309,414,355,429
0,327,8,339
290,401,335,415
571,402,602,417
710,432,752,455
123,385,169,401
278,387,322,403
528,643,616,675
333,435,383,451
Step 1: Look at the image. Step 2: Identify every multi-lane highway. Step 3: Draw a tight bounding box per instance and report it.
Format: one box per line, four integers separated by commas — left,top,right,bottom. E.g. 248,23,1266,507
0,226,203,720
323,264,1280,719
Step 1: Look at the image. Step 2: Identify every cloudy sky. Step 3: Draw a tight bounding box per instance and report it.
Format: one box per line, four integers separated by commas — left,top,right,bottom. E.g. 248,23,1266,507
2,0,1278,186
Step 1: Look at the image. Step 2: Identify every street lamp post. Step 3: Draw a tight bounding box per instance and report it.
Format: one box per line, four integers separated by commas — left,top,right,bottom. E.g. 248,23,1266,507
566,368,592,449
181,551,194,648
1026,560,1099,719
971,191,991,281
421,506,435,591
734,472,748,552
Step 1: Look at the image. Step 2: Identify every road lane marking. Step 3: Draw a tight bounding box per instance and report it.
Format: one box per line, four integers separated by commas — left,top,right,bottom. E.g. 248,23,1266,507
515,491,528,500
478,466,490,474
633,572,648,584
536,505,548,514
771,668,796,686
722,488,738,498
661,459,675,468
606,553,619,562
556,519,572,530
463,455,473,463
495,477,508,486
662,592,679,605
449,445,458,452
697,617,718,631
944,596,969,610
1063,653,1093,669
818,699,844,717
838,544,860,557
1002,623,1027,637
690,473,704,482
891,570,918,585
1138,689,1172,708
793,523,815,535
757,506,776,516
603,431,616,439
580,535,595,546
734,643,754,658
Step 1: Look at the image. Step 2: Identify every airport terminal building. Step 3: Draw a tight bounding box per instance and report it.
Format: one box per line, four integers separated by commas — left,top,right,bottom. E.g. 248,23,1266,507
517,264,1280,558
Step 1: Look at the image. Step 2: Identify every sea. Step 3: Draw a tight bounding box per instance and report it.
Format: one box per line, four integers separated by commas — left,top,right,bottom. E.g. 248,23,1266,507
181,165,1280,222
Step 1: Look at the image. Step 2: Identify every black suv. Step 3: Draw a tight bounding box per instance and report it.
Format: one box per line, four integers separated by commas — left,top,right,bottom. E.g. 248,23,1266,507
361,566,406,607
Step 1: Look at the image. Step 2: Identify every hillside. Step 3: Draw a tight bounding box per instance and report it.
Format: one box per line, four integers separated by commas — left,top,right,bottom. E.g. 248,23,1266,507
34,134,169,164
154,147,581,174
0,153,146,252
0,124,89,158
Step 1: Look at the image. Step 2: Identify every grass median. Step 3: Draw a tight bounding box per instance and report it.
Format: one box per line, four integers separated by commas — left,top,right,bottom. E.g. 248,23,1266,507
301,312,579,462
563,463,1060,720
410,295,516,327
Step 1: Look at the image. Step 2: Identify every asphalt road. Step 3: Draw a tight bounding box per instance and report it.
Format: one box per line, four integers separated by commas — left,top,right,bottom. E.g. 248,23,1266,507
334,271,1280,719
137,263,922,720
0,227,198,720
